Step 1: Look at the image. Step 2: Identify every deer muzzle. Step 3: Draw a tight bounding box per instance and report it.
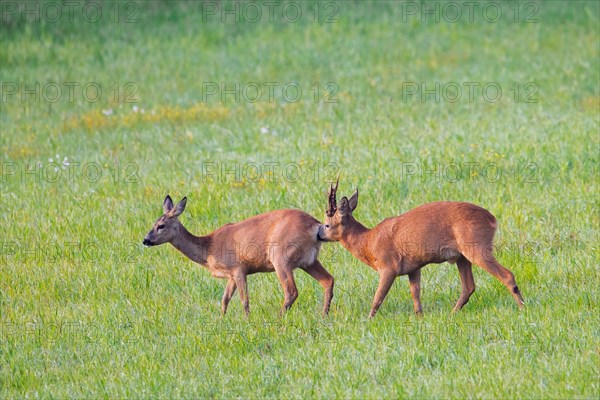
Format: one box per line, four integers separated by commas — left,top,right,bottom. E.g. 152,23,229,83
317,225,332,242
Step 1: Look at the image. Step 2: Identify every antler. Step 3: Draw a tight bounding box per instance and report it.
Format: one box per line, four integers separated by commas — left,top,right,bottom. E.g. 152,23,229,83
327,176,339,217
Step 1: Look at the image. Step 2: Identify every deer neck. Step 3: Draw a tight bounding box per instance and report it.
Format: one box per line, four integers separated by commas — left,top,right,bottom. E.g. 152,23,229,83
340,217,371,265
170,224,210,265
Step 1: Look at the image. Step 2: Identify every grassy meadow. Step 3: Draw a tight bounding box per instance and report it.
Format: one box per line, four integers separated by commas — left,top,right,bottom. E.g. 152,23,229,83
1,1,598,398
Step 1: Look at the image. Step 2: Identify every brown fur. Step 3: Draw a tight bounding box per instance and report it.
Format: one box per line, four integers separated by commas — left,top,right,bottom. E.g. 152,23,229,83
144,195,334,316
320,184,524,317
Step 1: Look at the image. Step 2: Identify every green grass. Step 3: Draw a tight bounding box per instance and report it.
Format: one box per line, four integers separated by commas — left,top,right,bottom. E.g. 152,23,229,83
1,1,599,398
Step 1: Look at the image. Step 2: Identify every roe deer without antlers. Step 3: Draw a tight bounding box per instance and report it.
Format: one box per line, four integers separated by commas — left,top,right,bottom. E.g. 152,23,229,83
318,181,524,318
143,195,334,316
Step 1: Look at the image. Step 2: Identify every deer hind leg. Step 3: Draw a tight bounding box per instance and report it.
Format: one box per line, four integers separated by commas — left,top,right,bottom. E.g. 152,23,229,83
369,268,397,318
408,269,423,315
274,265,299,315
464,246,524,309
221,278,237,315
302,260,334,316
233,272,250,316
452,256,475,312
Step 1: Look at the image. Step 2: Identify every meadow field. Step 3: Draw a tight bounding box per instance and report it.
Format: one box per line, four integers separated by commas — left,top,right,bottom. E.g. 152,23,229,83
1,1,598,398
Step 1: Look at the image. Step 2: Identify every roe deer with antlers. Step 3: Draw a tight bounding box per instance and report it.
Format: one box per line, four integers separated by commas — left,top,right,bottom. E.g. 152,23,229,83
318,181,524,317
143,195,334,316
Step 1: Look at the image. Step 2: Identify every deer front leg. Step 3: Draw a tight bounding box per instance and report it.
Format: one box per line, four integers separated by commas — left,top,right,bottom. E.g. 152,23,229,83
369,268,397,318
233,272,250,317
408,269,423,315
221,278,237,315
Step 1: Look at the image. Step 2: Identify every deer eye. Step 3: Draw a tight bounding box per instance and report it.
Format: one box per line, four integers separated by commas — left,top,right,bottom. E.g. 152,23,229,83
325,225,330,228
157,224,166,230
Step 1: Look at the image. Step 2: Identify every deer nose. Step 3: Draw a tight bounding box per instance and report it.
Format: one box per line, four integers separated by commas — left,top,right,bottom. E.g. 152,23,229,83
317,225,329,242
143,238,153,246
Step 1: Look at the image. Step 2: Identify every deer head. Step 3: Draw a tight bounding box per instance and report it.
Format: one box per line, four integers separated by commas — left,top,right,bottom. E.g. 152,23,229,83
319,179,358,241
143,195,187,246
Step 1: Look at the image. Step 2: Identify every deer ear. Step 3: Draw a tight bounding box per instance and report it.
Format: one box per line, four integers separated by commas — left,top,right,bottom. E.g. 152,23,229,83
348,188,358,211
338,196,350,216
163,195,174,213
171,197,187,217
